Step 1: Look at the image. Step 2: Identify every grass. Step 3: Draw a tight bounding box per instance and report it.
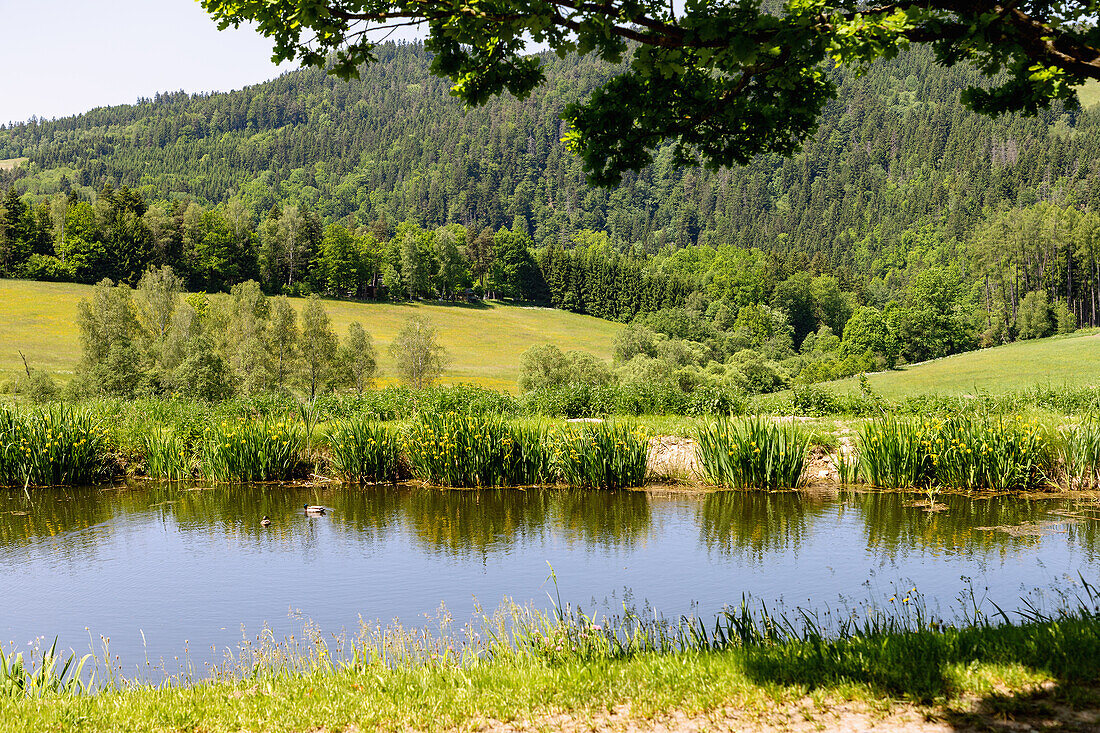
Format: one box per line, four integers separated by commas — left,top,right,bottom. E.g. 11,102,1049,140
325,418,405,483
200,416,306,482
555,421,649,489
696,417,810,489
5,585,1100,731
823,329,1100,399
0,279,622,391
0,157,28,172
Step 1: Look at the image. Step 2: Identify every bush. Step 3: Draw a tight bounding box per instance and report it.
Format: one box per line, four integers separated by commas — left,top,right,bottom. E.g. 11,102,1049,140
15,371,59,404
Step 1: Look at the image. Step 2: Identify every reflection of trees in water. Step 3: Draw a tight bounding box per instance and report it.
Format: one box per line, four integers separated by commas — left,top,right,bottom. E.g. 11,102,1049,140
404,489,554,556
552,490,651,548
852,492,1100,559
0,487,129,550
699,491,829,558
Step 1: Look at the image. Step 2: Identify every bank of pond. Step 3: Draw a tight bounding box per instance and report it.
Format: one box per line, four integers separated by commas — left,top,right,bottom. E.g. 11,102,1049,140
1,401,1099,492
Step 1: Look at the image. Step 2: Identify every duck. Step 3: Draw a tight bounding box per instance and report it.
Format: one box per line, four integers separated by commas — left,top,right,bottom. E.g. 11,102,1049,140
260,516,272,527
303,504,326,515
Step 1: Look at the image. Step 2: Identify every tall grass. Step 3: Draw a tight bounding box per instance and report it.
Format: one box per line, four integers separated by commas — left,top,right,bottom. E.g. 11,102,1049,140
858,415,1055,491
200,416,306,482
0,639,93,698
403,412,552,487
555,422,649,489
858,417,932,489
0,405,108,486
1058,419,1100,488
696,417,809,489
140,429,193,481
326,419,405,484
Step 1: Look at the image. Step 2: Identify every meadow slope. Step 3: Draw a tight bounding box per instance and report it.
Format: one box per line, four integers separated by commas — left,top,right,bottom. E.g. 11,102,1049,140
825,329,1100,398
0,279,622,391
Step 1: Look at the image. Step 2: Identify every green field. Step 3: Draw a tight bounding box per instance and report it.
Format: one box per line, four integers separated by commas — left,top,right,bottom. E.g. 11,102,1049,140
0,279,622,391
0,157,28,171
826,329,1100,398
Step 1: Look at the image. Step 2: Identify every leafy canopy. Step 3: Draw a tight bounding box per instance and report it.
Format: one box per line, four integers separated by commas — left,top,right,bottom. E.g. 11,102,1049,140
202,0,1100,184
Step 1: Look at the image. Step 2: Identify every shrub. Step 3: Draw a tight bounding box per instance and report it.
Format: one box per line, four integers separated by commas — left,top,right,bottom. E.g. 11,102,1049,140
696,417,809,489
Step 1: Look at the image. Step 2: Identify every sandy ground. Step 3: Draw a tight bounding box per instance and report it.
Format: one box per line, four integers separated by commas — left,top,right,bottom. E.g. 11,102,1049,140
467,686,1100,732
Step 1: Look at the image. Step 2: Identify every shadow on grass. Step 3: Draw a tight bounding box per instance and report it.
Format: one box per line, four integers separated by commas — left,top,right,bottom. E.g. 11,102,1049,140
740,615,1100,728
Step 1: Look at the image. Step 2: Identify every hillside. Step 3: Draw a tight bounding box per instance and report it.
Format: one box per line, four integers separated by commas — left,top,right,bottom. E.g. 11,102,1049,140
3,42,1100,270
0,280,621,391
824,329,1100,398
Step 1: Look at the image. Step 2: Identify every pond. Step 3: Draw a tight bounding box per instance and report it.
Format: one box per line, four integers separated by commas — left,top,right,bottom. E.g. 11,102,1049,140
1,484,1098,674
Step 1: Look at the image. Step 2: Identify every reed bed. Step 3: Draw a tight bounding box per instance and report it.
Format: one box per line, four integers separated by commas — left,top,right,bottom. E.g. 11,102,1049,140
200,416,306,482
403,412,553,487
1058,419,1100,488
326,418,405,484
554,422,648,490
858,415,1056,491
857,417,932,489
139,429,193,481
0,405,109,486
696,417,809,489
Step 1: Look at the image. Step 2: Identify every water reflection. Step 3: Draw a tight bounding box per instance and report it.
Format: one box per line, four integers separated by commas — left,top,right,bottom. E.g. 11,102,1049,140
3,483,1100,672
698,490,830,558
848,492,1100,561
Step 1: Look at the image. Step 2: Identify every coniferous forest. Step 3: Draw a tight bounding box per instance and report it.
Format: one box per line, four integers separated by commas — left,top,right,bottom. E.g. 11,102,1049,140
2,42,1099,384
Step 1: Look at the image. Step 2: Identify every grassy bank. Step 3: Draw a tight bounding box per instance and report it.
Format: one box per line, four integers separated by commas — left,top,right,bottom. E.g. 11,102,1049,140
7,392,1100,492
4,590,1100,732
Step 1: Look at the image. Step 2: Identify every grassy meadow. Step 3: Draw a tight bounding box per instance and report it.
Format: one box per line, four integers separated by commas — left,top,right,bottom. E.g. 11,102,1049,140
824,328,1100,398
0,279,622,391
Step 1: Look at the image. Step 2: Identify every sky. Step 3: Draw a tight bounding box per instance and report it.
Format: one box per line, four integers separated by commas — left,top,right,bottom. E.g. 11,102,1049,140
0,0,290,124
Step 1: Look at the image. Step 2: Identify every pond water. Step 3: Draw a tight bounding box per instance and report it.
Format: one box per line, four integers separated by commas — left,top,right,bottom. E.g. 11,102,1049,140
1,484,1098,674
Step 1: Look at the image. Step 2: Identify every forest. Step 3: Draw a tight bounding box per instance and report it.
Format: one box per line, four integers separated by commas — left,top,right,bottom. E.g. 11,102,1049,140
1,42,1098,389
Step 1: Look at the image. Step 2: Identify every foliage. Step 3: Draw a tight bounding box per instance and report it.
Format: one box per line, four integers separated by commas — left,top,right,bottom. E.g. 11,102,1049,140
325,418,404,483
0,639,93,698
390,315,448,389
200,416,306,482
0,405,110,486
696,417,809,489
199,0,1098,187
555,422,648,489
402,411,551,487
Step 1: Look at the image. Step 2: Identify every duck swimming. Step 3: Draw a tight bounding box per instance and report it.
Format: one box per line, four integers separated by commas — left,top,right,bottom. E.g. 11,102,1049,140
303,505,326,515
260,516,272,527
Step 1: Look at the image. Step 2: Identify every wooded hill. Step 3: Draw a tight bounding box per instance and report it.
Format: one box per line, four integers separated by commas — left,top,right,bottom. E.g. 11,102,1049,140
2,42,1100,387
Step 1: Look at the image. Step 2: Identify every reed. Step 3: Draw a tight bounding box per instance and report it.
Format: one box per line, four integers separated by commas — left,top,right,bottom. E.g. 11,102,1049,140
403,412,552,487
857,417,933,489
1057,419,1100,489
200,416,306,482
554,421,649,489
0,405,109,486
696,417,808,489
931,415,1054,491
835,450,860,484
139,429,193,481
0,639,94,698
326,418,405,484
